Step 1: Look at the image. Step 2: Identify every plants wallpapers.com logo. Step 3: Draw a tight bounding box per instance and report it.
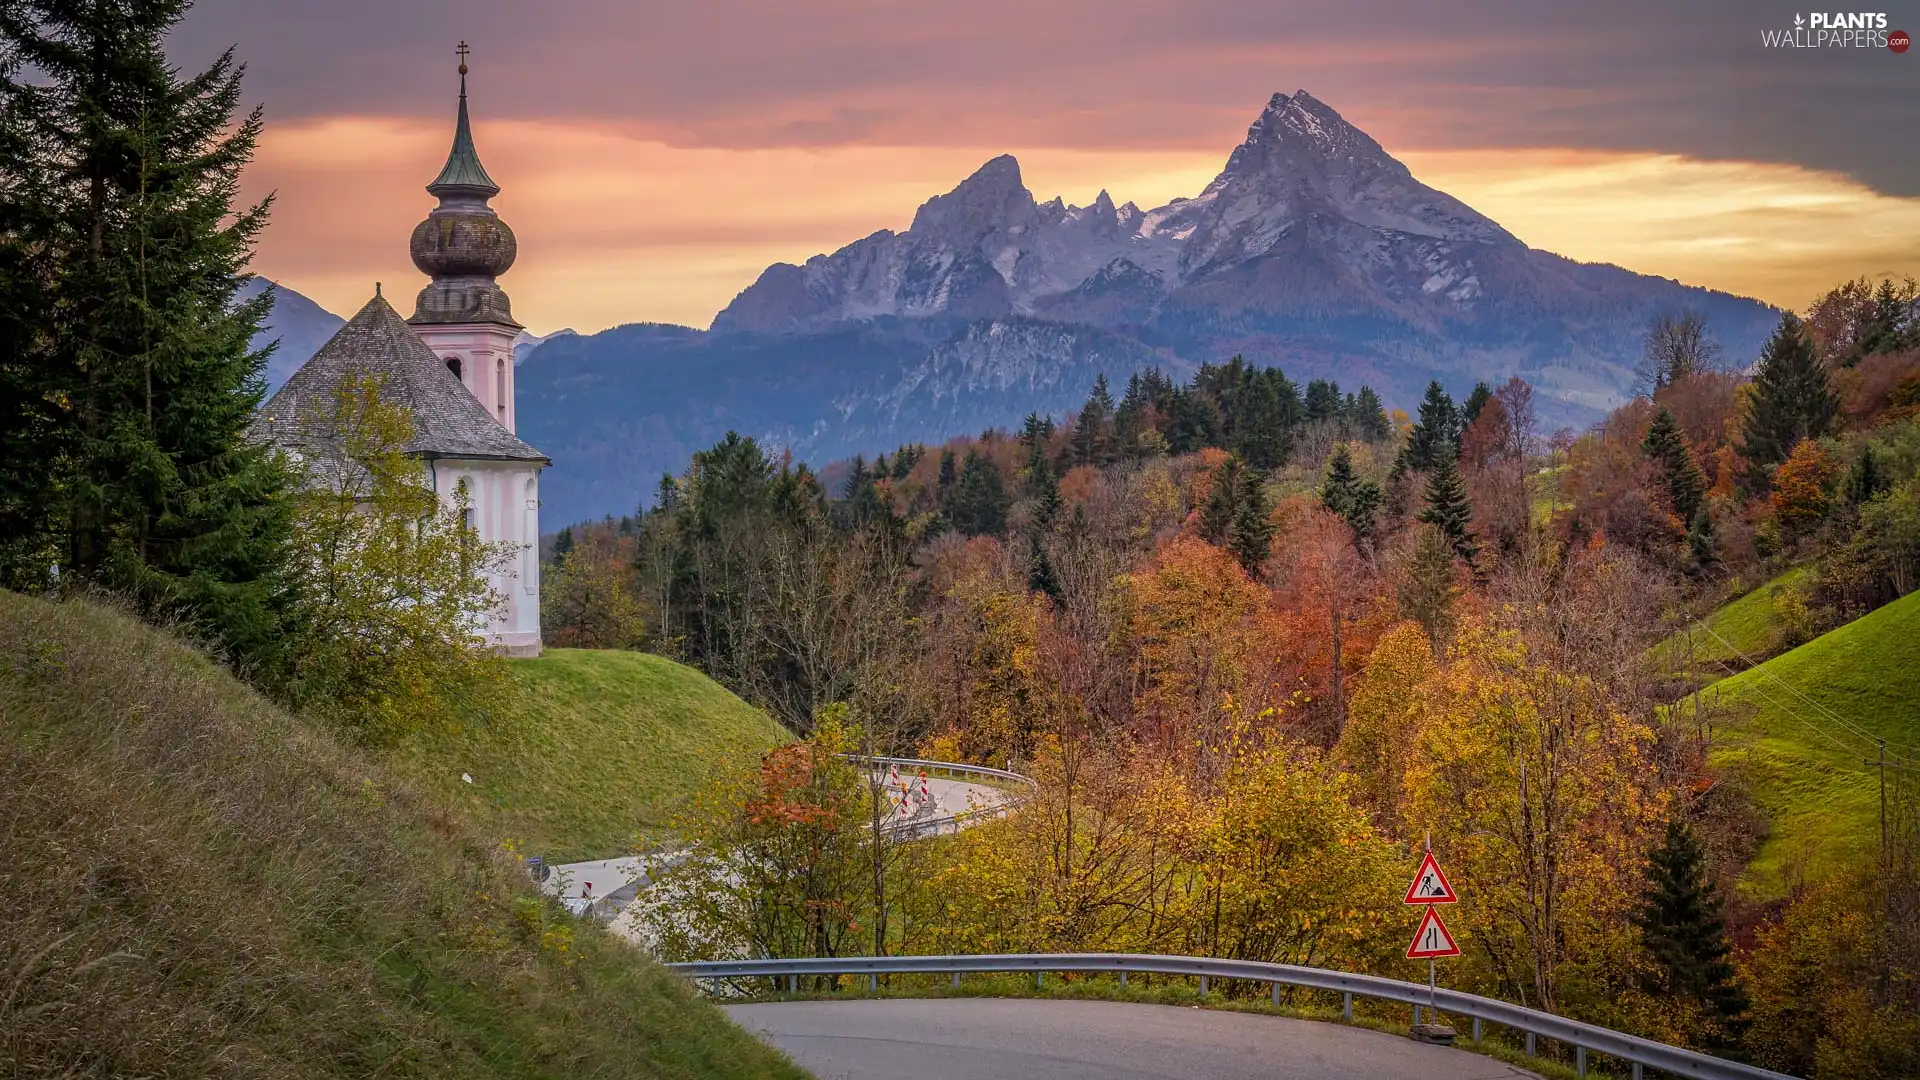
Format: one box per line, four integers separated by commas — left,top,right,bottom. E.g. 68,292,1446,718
1761,11,1909,49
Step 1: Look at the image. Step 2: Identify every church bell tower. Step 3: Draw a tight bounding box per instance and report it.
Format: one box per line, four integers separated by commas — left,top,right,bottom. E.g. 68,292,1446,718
408,42,522,432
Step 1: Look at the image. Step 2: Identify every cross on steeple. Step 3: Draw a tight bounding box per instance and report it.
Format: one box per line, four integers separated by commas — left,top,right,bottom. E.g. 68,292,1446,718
456,41,470,76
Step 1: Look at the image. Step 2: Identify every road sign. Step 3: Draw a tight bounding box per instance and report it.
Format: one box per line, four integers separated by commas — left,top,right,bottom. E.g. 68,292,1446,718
1403,850,1458,904
1406,906,1461,959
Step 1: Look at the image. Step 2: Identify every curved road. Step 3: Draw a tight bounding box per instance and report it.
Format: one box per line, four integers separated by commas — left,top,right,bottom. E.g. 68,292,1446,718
725,999,1540,1080
546,773,1011,912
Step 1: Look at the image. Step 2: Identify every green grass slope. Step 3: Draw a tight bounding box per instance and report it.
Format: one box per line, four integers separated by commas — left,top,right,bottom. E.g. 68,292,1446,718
1704,587,1920,898
399,648,789,862
0,593,807,1080
1656,566,1813,678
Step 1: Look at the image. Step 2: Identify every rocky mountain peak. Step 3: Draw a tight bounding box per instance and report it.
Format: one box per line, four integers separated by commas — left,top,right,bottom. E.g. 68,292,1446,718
909,153,1037,242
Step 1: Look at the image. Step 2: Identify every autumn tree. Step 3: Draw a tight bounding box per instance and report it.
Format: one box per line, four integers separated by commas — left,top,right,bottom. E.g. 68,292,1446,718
281,375,512,743
1639,311,1721,393
1407,617,1660,1014
1335,621,1436,836
542,532,646,649
1769,439,1837,539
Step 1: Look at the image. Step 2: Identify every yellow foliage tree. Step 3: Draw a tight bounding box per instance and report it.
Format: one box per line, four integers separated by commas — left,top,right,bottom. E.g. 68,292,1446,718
1404,617,1661,1015
1335,621,1436,839
282,375,512,744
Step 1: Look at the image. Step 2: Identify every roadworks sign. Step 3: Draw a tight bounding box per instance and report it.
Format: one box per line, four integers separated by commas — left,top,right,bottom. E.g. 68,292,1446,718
1403,850,1458,904
1406,906,1462,959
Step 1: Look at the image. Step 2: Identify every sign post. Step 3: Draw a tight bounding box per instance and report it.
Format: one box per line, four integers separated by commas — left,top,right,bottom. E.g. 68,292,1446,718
1403,834,1460,1044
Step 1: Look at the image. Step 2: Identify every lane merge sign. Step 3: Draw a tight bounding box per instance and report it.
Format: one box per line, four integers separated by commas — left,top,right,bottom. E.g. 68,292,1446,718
1403,850,1458,904
1406,905,1462,959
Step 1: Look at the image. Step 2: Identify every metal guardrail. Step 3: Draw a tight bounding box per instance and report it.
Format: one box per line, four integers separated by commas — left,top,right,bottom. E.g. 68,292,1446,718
669,952,1799,1080
850,755,1039,790
853,755,1036,840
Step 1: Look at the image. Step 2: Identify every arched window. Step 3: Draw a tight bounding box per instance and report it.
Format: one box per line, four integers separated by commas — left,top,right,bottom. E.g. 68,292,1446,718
496,359,507,421
446,356,462,380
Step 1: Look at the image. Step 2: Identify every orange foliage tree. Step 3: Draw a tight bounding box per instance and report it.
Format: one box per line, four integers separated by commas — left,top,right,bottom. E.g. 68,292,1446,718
1769,439,1837,538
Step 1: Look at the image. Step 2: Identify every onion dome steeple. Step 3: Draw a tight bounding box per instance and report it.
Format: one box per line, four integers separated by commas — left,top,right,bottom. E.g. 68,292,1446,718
409,42,520,329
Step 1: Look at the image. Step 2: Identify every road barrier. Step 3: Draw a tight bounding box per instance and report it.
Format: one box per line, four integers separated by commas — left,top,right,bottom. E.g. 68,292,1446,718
847,755,1037,839
669,952,1798,1080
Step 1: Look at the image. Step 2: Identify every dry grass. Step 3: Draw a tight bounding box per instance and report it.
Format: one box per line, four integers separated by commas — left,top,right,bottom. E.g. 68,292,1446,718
0,590,808,1080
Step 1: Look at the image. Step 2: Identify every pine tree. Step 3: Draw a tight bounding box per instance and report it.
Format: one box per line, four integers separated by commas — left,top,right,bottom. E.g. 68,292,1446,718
1398,525,1458,655
1321,443,1382,545
1072,373,1115,466
1398,381,1460,473
1642,406,1708,524
552,526,575,561
1741,313,1838,479
1417,451,1478,570
1304,378,1342,422
1634,819,1750,1053
936,448,957,493
1352,386,1392,442
1113,371,1149,457
1028,455,1062,531
949,451,1009,537
1461,381,1493,426
1845,444,1889,507
1687,507,1718,576
1228,465,1274,578
1025,526,1060,601
1,0,296,667
1198,455,1242,543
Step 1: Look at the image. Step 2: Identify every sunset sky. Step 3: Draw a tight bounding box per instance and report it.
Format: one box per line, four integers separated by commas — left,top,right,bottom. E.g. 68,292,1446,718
175,0,1919,335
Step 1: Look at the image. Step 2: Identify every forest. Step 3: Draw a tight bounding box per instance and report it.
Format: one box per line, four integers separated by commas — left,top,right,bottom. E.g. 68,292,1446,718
544,278,1920,1078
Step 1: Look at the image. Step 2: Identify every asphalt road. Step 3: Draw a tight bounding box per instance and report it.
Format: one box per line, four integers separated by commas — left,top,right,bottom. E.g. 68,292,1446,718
725,999,1540,1080
546,774,1008,907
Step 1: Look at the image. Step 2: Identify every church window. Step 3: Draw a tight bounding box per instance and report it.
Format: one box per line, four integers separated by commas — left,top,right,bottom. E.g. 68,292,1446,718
446,355,462,380
496,359,507,420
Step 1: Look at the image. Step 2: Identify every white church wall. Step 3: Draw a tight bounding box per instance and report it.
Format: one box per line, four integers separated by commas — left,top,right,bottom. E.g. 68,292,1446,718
430,457,543,657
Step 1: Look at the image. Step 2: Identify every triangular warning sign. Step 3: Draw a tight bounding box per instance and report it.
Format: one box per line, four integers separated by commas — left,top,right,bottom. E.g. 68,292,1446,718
1402,850,1458,904
1406,905,1462,959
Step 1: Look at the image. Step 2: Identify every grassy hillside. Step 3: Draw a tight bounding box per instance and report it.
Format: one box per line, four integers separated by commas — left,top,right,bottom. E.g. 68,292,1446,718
398,648,790,862
1656,566,1814,678
1703,587,1920,897
0,592,807,1080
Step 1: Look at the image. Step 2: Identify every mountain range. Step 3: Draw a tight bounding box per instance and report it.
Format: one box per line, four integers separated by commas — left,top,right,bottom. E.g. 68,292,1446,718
258,90,1781,527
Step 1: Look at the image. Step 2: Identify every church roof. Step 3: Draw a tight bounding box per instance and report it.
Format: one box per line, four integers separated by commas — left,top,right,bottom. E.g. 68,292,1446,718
256,291,548,464
427,71,499,198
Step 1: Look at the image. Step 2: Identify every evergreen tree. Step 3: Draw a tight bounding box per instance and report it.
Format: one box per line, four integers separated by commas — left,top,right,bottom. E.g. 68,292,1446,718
1304,378,1342,423
949,451,1009,537
552,526,575,561
1230,367,1296,469
0,0,296,667
1113,371,1149,457
1642,406,1708,524
1072,373,1115,466
936,448,957,493
1740,313,1837,479
1398,525,1458,655
1321,443,1382,545
1228,465,1274,578
1025,527,1060,601
1398,381,1461,473
1634,819,1750,1052
1028,455,1062,531
1845,444,1889,507
1461,381,1493,426
1417,450,1478,570
1352,386,1392,442
1687,507,1718,576
1198,455,1243,543
653,473,681,513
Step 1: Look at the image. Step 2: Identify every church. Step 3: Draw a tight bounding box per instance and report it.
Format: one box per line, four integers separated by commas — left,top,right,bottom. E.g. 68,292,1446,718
258,51,548,656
